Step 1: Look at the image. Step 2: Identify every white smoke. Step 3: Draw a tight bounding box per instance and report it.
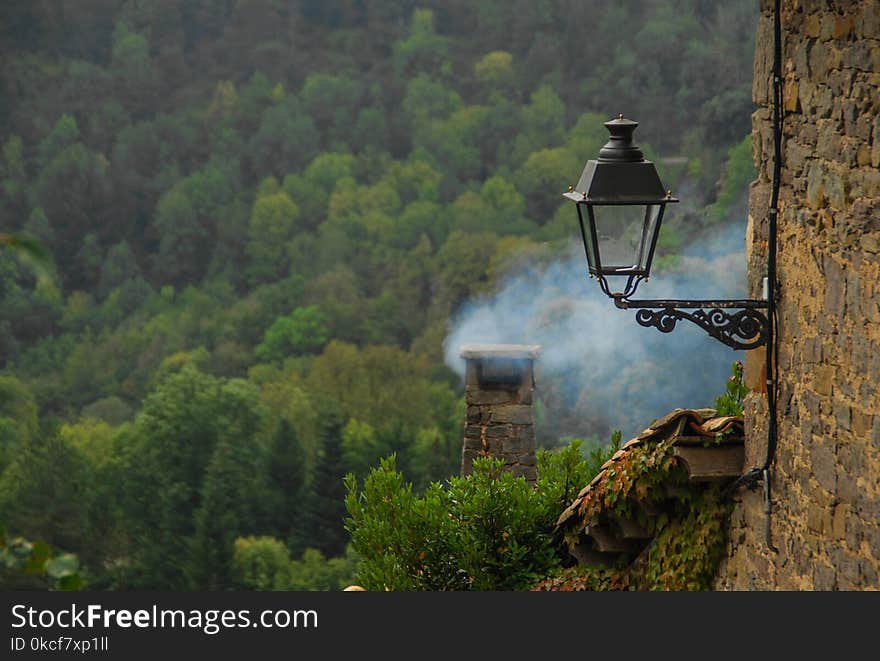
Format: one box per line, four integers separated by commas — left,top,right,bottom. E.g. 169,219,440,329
443,222,750,444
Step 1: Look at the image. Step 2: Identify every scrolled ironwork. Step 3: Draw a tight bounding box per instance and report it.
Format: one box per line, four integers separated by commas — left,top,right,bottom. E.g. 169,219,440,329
624,301,769,350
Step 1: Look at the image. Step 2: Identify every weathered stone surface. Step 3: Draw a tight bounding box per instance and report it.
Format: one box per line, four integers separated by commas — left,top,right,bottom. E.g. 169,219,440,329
489,405,534,425
459,349,538,483
813,564,836,590
465,388,517,406
811,439,838,494
717,0,880,591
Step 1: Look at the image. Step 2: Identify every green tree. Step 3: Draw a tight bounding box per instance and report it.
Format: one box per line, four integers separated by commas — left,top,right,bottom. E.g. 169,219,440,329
709,135,756,220
1,135,27,215
153,186,206,285
231,536,291,590
265,420,307,548
341,418,388,479
110,21,160,116
255,305,329,361
190,429,272,589
0,434,94,564
474,50,516,98
246,188,300,284
301,73,364,147
248,98,319,180
0,376,38,473
301,407,349,557
514,146,581,221
392,9,451,79
120,367,271,588
98,241,142,299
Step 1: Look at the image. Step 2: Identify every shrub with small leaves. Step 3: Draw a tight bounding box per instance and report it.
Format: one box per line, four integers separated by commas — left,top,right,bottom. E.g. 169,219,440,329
715,361,748,417
344,438,620,591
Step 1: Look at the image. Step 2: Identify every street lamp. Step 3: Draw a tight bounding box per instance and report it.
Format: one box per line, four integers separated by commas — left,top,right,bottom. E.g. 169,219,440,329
564,115,770,351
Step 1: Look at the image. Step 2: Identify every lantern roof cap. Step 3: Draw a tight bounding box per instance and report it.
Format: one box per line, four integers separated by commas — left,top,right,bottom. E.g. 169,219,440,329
563,116,678,204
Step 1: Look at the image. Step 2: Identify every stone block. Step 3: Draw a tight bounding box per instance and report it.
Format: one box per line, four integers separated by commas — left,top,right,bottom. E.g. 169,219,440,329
829,547,861,587
852,167,880,198
859,559,878,587
805,14,821,39
812,563,837,590
784,78,800,112
463,434,483,452
806,163,827,209
831,503,847,540
837,464,860,506
832,15,855,40
502,431,535,455
857,493,880,522
868,526,880,561
823,255,846,316
465,389,517,406
786,140,813,173
460,449,479,475
489,405,534,425
744,346,767,392
483,424,512,439
466,406,483,424
810,439,838,493
806,504,825,533
861,6,880,39
852,409,873,438
812,365,834,396
833,401,852,433
842,39,880,73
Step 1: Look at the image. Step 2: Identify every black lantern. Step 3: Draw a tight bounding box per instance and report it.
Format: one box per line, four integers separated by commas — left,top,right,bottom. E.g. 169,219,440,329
563,116,677,299
564,115,771,352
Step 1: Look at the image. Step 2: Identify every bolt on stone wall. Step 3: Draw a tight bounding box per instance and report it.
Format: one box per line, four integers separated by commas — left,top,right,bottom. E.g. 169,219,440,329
460,344,540,483
716,0,880,590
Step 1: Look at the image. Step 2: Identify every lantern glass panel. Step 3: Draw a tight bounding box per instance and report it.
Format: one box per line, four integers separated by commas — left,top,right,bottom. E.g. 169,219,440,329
588,204,662,274
576,204,600,273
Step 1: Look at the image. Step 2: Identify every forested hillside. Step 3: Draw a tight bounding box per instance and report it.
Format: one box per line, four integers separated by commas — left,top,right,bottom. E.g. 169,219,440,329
0,0,757,589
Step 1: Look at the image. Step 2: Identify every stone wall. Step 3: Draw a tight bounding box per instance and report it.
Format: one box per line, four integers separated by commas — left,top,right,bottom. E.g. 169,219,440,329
716,0,880,589
460,344,539,483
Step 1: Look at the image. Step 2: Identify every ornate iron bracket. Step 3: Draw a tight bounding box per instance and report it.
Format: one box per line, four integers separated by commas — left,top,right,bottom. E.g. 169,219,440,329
612,297,769,350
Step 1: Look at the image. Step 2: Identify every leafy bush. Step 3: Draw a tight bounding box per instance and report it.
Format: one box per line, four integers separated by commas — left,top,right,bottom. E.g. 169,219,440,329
344,439,617,591
232,536,358,591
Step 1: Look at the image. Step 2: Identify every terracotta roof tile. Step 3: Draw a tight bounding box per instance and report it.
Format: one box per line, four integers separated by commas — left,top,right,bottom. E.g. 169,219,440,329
554,409,744,537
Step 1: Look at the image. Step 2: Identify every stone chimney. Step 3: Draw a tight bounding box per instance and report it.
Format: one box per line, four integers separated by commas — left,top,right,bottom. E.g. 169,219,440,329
460,344,540,483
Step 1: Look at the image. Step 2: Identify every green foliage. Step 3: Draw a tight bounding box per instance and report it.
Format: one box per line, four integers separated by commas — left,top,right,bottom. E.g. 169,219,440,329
232,536,358,591
301,407,349,558
474,51,516,96
246,188,301,284
709,136,756,221
537,439,732,592
0,531,83,591
715,361,748,417
0,375,38,472
345,438,617,591
256,305,329,361
232,536,292,590
393,9,451,79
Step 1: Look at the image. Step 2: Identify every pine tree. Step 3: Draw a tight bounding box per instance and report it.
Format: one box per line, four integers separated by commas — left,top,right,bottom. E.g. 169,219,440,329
190,434,271,589
266,419,307,548
300,406,349,557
